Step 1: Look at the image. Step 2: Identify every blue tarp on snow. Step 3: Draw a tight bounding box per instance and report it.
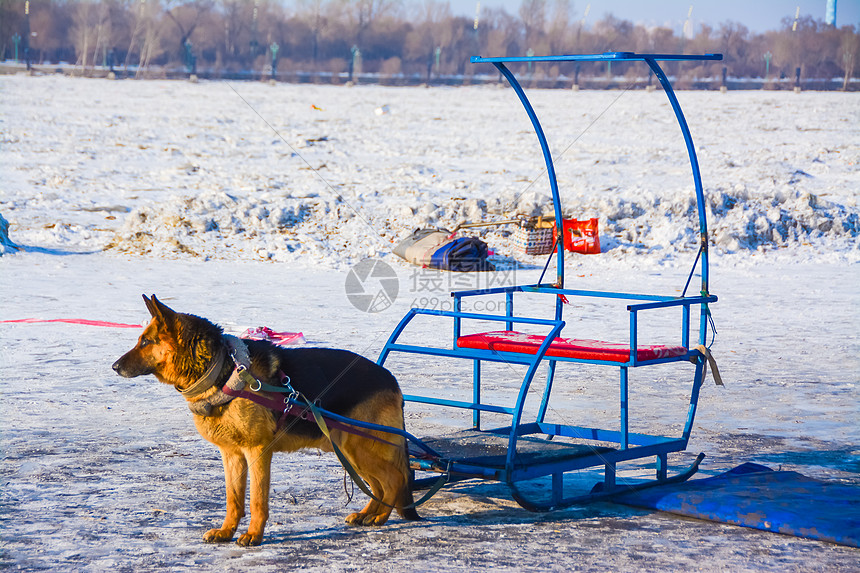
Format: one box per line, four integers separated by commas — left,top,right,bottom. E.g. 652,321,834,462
614,463,859,547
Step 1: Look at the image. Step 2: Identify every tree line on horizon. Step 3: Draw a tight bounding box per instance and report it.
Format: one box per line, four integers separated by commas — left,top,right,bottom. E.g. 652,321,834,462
1,0,857,87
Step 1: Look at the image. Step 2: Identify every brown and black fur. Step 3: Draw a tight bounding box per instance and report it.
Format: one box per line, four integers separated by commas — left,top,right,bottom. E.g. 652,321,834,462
112,294,419,546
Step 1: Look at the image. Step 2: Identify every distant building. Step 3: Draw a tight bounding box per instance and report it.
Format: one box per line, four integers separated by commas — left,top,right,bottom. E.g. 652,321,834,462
826,0,837,26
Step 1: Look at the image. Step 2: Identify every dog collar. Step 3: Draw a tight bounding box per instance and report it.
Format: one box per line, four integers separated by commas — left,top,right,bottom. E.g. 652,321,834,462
180,345,228,398
185,336,257,416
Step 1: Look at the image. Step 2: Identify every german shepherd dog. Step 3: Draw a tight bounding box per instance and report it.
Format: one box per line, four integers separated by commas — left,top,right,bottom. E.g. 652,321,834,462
112,295,419,546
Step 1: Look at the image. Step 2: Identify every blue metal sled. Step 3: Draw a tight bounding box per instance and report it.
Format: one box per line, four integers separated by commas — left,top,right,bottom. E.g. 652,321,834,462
375,52,724,511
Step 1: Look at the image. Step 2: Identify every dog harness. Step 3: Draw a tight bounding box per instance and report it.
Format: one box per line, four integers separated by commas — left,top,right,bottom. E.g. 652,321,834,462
183,336,399,446
183,335,258,416
183,335,444,511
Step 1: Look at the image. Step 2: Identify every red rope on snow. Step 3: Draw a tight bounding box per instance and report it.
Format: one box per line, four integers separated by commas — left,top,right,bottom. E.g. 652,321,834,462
0,320,306,346
0,318,143,328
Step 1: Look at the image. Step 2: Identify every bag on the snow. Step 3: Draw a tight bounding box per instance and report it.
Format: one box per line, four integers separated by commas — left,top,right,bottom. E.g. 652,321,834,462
393,229,494,272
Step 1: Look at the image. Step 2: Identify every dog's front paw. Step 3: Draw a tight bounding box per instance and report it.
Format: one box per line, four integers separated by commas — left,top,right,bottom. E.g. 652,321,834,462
203,528,235,543
236,531,263,546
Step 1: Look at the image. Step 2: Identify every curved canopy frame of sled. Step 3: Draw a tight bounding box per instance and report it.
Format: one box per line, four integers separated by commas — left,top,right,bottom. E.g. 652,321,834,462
374,52,723,512
473,52,720,297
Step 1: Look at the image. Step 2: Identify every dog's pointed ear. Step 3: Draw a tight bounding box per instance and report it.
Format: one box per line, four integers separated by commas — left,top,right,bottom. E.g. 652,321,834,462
143,294,160,319
142,294,156,317
143,294,176,323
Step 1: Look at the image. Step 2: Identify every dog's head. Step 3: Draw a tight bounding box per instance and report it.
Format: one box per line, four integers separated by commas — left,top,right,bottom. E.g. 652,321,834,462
112,294,182,382
113,294,225,389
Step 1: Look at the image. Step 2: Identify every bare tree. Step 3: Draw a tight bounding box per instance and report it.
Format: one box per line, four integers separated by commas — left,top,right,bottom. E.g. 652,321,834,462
592,14,633,52
717,21,750,76
163,0,212,62
338,0,399,50
772,15,815,78
518,0,546,52
70,0,99,69
90,0,116,69
125,0,164,76
219,0,251,66
483,8,521,59
405,0,452,80
838,27,859,90
546,0,572,54
296,0,332,65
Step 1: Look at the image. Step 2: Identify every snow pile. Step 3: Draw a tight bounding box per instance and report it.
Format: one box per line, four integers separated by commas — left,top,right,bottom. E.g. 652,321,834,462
108,190,314,260
103,182,860,266
384,197,493,233
707,186,859,253
562,185,860,258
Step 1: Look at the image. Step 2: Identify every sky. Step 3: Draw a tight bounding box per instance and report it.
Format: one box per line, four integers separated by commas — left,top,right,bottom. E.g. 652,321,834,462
453,1,860,34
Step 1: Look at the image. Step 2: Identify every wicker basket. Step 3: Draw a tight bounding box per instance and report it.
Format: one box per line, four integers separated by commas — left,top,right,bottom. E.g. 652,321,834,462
511,218,555,256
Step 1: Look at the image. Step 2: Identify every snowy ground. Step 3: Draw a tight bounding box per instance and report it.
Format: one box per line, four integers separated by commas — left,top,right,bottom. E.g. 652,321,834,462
1,74,858,571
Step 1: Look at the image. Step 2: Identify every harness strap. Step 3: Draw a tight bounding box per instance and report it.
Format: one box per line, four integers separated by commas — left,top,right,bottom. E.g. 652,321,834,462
692,344,724,386
219,386,402,448
220,384,446,510
303,397,447,511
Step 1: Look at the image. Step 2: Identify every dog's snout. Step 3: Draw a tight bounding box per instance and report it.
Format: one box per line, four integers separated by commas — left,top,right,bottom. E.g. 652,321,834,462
112,357,133,377
112,352,151,378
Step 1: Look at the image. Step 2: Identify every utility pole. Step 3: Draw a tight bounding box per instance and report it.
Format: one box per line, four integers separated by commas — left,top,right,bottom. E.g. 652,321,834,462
23,1,31,71
250,0,260,58
792,6,801,92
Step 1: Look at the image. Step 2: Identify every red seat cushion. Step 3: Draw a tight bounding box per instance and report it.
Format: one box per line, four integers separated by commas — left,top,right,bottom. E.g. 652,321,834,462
456,331,688,363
